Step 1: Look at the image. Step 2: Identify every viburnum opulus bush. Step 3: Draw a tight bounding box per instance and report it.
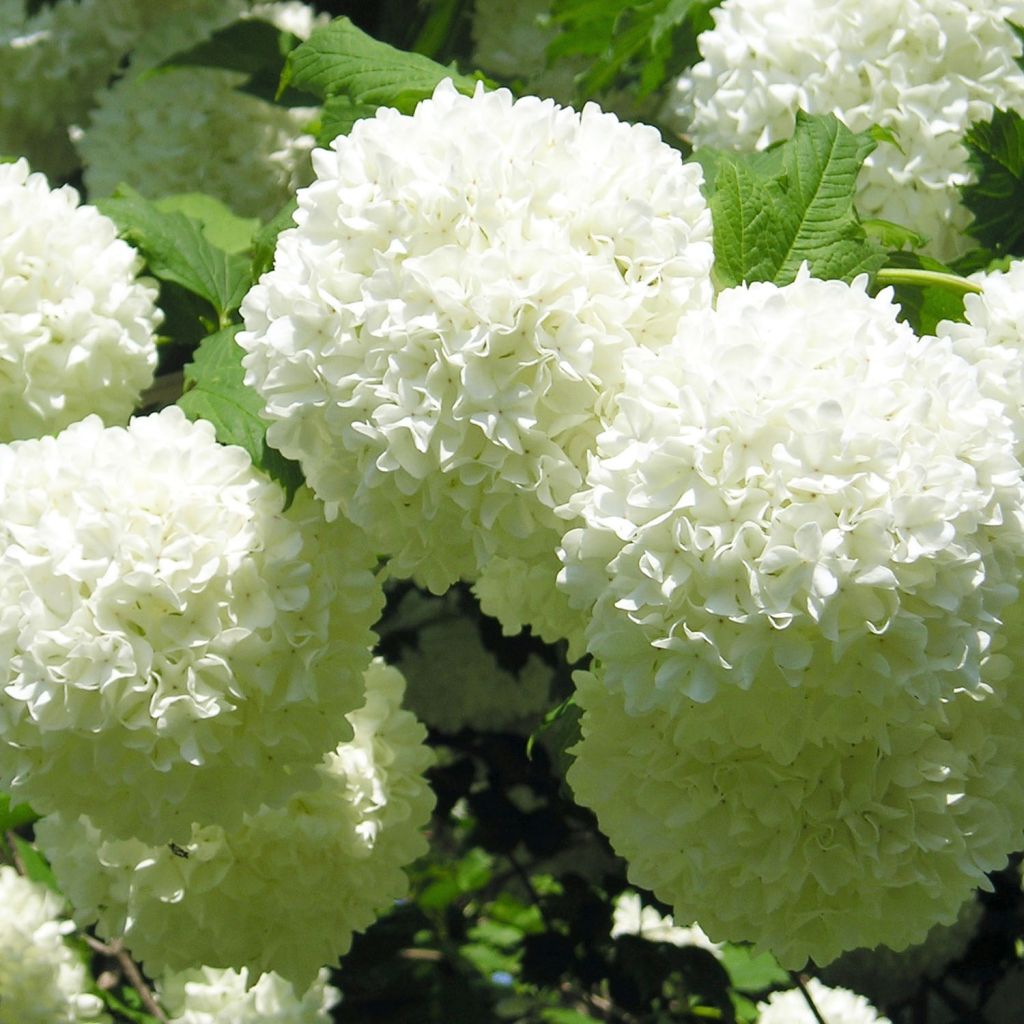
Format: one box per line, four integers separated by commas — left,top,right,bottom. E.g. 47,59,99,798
3,2,1024,1023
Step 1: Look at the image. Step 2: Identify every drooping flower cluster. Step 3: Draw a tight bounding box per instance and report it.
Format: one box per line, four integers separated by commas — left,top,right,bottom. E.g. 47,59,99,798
0,159,160,441
672,0,1024,259
0,865,110,1024
562,272,1024,966
157,966,340,1024
37,659,435,988
77,3,325,220
240,78,714,598
757,978,891,1024
0,408,383,844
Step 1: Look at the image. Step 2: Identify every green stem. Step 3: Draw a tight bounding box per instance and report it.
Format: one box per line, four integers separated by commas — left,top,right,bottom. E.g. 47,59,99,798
874,267,983,295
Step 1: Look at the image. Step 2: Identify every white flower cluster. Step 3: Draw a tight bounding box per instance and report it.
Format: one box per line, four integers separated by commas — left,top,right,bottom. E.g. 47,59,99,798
0,408,383,844
560,272,1024,713
610,891,722,956
37,659,435,989
77,3,324,220
158,966,340,1024
562,272,1024,967
240,78,714,598
938,259,1024,449
0,865,109,1024
568,667,1024,968
673,0,1024,259
757,978,891,1024
389,588,555,733
0,159,159,441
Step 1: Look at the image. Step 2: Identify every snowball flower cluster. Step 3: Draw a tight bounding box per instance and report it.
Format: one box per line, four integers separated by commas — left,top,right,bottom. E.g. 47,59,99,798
240,78,714,596
562,272,1024,966
0,865,109,1024
37,659,436,988
0,408,383,844
0,159,160,441
673,0,1024,259
560,272,1024,713
568,667,1024,968
388,588,555,733
610,891,721,956
158,966,340,1024
757,978,891,1024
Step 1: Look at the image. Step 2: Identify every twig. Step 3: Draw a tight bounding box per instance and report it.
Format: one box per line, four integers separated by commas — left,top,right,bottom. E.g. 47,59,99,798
85,935,169,1024
792,971,829,1024
4,831,26,875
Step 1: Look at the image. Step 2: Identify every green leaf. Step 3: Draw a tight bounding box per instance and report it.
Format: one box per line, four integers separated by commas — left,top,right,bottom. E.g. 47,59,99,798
152,193,260,254
12,836,60,893
0,793,37,832
317,94,380,146
97,188,253,324
549,0,719,101
158,18,295,76
177,326,304,501
963,107,1024,255
718,944,789,992
541,1011,596,1024
707,112,886,287
861,218,927,251
280,16,480,111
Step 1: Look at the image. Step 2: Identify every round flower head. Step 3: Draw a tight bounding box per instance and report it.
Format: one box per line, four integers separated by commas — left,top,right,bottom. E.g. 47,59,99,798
240,78,714,594
158,966,340,1024
821,896,981,1008
672,0,1024,260
0,865,110,1024
0,408,383,844
387,587,556,733
0,159,160,441
567,663,1024,968
559,271,1024,714
757,978,891,1024
37,659,436,989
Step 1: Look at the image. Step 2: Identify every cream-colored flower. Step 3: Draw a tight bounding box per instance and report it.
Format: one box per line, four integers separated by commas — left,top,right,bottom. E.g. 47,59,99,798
240,78,714,595
37,660,435,990
560,271,1024,713
0,159,159,441
0,408,383,844
158,966,340,1024
673,0,1024,259
0,865,110,1024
